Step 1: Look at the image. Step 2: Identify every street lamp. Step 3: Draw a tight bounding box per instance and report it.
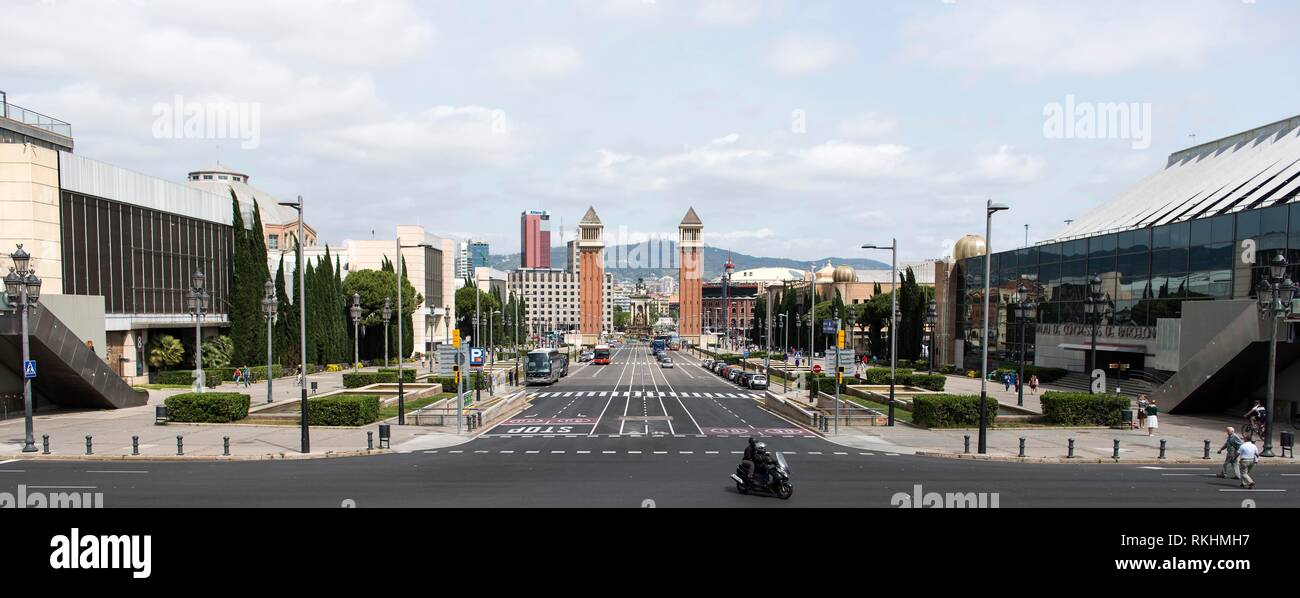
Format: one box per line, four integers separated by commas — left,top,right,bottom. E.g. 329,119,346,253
1256,254,1295,457
863,240,899,425
5,244,40,452
187,267,209,394
980,200,1010,454
277,195,309,453
1011,285,1037,407
778,313,788,392
350,293,362,370
925,300,938,375
382,296,393,368
394,240,432,425
261,280,277,404
1084,273,1105,394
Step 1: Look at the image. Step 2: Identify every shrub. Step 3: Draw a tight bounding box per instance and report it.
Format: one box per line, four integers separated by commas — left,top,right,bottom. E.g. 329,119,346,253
164,392,250,423
913,394,999,428
147,334,185,369
431,375,489,391
307,395,380,426
342,372,395,388
1040,392,1130,426
154,369,222,387
910,373,947,392
378,368,417,383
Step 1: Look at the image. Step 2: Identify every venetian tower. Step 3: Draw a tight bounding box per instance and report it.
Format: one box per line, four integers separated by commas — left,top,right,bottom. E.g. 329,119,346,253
678,207,703,345
578,207,605,345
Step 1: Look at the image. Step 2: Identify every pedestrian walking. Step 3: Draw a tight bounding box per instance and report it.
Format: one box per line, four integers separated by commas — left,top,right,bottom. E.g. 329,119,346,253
1028,374,1039,395
1003,373,1011,392
1145,398,1159,436
1236,439,1259,489
1136,395,1148,430
1217,426,1243,479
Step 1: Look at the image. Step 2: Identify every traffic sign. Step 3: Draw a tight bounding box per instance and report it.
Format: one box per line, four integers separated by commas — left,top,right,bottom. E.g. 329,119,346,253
436,345,458,376
470,347,485,368
23,360,36,379
837,330,845,349
821,319,836,334
452,329,461,348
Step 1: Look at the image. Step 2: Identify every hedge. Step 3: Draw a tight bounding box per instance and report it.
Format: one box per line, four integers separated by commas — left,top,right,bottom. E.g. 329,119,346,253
913,394,999,428
155,369,223,388
164,392,250,423
431,375,489,391
378,368,417,383
307,395,380,426
1040,392,1130,426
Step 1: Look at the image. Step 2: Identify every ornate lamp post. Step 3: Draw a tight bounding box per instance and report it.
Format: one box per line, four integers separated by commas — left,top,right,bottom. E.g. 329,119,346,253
350,293,362,370
5,244,41,452
187,268,209,394
1084,274,1105,394
925,300,938,375
261,280,277,404
382,296,393,368
1011,285,1038,407
1256,254,1295,457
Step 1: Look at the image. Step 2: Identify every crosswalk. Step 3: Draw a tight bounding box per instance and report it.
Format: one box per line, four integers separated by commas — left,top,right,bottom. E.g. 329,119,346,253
525,391,764,399
419,448,899,457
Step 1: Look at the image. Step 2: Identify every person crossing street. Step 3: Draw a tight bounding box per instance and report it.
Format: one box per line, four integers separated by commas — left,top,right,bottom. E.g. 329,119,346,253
1217,426,1243,480
1236,439,1259,489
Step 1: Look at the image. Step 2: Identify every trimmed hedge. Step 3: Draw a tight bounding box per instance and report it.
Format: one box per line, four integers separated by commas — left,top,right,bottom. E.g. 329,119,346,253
913,394,999,428
1040,391,1130,426
378,368,417,383
154,369,222,388
164,392,250,423
343,372,393,388
431,375,489,391
307,395,380,426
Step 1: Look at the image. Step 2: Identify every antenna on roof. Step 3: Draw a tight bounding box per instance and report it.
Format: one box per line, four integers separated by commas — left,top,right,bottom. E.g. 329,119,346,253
1189,133,1197,145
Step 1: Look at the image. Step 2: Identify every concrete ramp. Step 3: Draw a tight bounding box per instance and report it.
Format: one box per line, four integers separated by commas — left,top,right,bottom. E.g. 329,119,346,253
1152,300,1281,413
0,304,148,409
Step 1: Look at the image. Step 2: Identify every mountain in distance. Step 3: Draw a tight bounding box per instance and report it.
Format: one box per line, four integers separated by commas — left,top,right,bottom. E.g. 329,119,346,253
489,242,889,282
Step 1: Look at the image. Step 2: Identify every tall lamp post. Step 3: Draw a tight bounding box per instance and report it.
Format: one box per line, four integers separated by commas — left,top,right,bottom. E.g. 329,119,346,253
187,268,208,394
862,239,898,426
382,297,393,368
261,280,277,404
350,293,362,370
277,195,309,453
1256,254,1295,457
394,240,432,425
778,313,788,392
5,244,41,452
1084,274,1105,393
925,300,937,375
980,200,1010,453
1011,285,1037,407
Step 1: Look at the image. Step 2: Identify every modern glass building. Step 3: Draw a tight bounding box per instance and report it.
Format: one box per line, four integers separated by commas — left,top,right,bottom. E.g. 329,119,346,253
941,115,1300,414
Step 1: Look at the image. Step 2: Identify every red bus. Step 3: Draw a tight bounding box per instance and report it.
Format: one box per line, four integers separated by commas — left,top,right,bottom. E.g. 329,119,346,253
593,344,611,365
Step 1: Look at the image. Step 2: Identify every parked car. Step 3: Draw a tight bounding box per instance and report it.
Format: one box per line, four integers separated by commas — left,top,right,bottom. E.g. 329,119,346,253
738,372,755,387
748,374,769,390
729,369,745,383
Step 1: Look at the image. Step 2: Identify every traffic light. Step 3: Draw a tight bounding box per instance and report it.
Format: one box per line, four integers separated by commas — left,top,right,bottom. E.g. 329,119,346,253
837,365,844,384
453,329,461,348
453,364,460,384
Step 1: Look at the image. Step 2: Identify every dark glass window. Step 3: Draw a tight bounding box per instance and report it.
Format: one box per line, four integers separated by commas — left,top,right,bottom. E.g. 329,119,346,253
1118,228,1152,254
1089,233,1117,261
1237,209,1260,240
1039,242,1061,262
1189,242,1232,271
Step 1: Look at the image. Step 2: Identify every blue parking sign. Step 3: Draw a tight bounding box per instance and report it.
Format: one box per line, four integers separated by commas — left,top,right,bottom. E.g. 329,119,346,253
23,360,37,379
469,347,485,367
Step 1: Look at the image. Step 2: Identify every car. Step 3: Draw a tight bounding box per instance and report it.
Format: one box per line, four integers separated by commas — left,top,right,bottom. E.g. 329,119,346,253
738,372,755,386
719,365,731,378
748,374,768,390
579,351,594,362
729,369,744,383
660,357,674,368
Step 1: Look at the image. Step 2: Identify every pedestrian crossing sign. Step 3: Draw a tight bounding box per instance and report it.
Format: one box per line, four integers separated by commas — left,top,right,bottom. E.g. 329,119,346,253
23,360,36,379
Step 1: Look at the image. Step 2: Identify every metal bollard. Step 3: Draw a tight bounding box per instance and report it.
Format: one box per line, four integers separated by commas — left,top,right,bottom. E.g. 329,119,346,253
42,434,50,455
964,435,971,454
1203,440,1211,460
223,436,230,456
85,435,93,455
476,413,482,428
1018,437,1026,458
132,436,139,456
1158,439,1166,460
176,435,184,456
1113,439,1120,459
367,431,374,451
1067,438,1075,459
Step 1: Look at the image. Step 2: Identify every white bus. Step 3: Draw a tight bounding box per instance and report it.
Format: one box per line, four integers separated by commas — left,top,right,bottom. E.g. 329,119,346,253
526,348,569,385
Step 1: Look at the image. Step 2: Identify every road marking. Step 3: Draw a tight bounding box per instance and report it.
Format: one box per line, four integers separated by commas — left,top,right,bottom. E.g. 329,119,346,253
859,452,874,456
526,450,540,454
551,450,565,454
706,451,719,454
679,451,694,454
731,451,743,454
424,450,439,453
577,450,591,454
27,486,97,490
86,470,148,474
784,451,798,455
449,450,463,454
0,470,26,473
499,450,514,454
654,451,667,454
834,452,848,455
885,453,900,456
807,451,822,455
0,459,20,465
474,450,488,453
1218,489,1285,492
628,450,642,454
602,450,616,454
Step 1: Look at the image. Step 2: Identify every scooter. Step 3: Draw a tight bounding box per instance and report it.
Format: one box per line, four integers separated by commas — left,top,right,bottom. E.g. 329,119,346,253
731,451,793,499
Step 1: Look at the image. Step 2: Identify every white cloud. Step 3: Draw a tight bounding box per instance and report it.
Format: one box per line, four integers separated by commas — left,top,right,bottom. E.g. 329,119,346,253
837,113,897,139
974,145,1044,183
900,0,1254,77
697,0,762,25
496,44,583,80
765,33,846,75
304,105,524,168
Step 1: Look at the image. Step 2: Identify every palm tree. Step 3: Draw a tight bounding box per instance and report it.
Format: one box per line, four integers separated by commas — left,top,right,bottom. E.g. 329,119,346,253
148,334,185,369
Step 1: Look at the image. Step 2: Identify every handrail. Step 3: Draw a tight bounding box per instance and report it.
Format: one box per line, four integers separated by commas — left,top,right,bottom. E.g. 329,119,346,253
0,97,72,137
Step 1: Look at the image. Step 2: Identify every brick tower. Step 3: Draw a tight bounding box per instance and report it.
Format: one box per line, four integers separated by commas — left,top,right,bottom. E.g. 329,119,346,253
678,207,703,346
578,207,605,346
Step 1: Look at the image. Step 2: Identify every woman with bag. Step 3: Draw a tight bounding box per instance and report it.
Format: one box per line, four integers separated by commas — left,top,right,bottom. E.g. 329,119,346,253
1145,398,1159,436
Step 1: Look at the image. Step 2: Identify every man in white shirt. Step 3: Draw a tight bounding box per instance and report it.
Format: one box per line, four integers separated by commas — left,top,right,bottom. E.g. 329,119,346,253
1236,440,1260,489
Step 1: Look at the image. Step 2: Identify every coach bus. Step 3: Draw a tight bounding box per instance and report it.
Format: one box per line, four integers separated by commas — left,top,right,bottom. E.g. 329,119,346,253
593,344,611,365
651,335,668,356
526,348,569,385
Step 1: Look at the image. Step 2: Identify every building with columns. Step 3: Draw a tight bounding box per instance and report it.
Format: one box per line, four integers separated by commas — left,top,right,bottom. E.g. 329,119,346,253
577,207,605,345
677,207,703,345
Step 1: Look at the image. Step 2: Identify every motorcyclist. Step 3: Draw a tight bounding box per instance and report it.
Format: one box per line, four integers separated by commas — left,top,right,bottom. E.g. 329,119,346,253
752,442,772,485
741,438,757,481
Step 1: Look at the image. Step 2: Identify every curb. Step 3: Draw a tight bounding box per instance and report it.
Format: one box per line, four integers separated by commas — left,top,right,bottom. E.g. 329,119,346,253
913,451,1296,465
5,448,392,462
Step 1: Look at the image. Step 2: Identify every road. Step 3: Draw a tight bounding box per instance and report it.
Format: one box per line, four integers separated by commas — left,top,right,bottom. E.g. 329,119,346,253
4,344,1298,507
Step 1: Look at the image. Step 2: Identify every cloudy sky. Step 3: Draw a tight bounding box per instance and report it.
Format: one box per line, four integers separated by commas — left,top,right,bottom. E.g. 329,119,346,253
4,0,1297,261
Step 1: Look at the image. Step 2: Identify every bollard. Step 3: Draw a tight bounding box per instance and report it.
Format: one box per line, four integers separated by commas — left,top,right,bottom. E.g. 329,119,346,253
85,435,93,455
1112,439,1120,459
132,436,139,456
1203,440,1211,460
223,436,230,456
964,435,971,454
1018,437,1026,458
42,434,50,455
1067,438,1075,459
476,413,482,428
176,435,184,456
1158,439,1167,460
367,431,374,451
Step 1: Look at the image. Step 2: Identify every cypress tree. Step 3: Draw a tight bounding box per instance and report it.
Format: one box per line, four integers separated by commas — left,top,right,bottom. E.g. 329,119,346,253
273,253,297,367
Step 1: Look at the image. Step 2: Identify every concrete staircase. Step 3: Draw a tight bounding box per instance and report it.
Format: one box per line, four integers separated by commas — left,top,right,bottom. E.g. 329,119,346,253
0,304,148,409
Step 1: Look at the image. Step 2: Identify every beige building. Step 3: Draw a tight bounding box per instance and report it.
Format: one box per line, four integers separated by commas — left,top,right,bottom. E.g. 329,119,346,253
0,143,63,295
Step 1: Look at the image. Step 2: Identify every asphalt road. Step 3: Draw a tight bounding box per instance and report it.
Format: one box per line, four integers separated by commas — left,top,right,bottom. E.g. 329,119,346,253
4,344,1299,507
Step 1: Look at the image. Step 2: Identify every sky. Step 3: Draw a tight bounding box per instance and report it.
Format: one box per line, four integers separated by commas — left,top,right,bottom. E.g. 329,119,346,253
4,0,1298,262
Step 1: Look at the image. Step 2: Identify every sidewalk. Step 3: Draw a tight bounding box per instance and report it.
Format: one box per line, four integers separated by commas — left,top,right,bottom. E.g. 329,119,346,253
0,367,511,459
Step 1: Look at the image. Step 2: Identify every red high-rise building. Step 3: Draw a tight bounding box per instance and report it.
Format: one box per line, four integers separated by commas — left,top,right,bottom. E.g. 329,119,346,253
520,210,551,268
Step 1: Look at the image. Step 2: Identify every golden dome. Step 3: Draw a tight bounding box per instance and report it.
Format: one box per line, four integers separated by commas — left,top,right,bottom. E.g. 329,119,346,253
815,260,835,283
953,234,987,262
832,265,857,283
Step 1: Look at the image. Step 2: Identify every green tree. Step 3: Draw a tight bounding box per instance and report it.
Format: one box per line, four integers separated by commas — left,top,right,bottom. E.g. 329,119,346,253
227,193,271,365
202,335,235,369
342,268,420,362
613,306,630,331
148,334,185,369
455,280,499,347
273,253,299,367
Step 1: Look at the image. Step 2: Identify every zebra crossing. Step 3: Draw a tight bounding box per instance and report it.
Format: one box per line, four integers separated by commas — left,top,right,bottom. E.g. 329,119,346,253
524,390,764,399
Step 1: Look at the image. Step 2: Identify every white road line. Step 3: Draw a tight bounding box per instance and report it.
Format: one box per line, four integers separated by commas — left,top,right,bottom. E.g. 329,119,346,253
0,459,20,465
679,451,694,454
526,450,540,454
653,451,667,454
551,450,565,454
706,451,719,454
885,453,900,456
449,450,463,454
499,450,514,454
577,450,591,454
807,451,822,455
1218,488,1285,492
86,470,148,474
0,469,25,473
859,452,874,456
834,452,848,455
474,450,488,453
628,450,642,454
602,450,616,454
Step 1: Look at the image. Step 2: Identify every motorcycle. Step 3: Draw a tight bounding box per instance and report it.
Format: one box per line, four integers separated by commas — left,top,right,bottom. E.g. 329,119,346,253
731,451,793,499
